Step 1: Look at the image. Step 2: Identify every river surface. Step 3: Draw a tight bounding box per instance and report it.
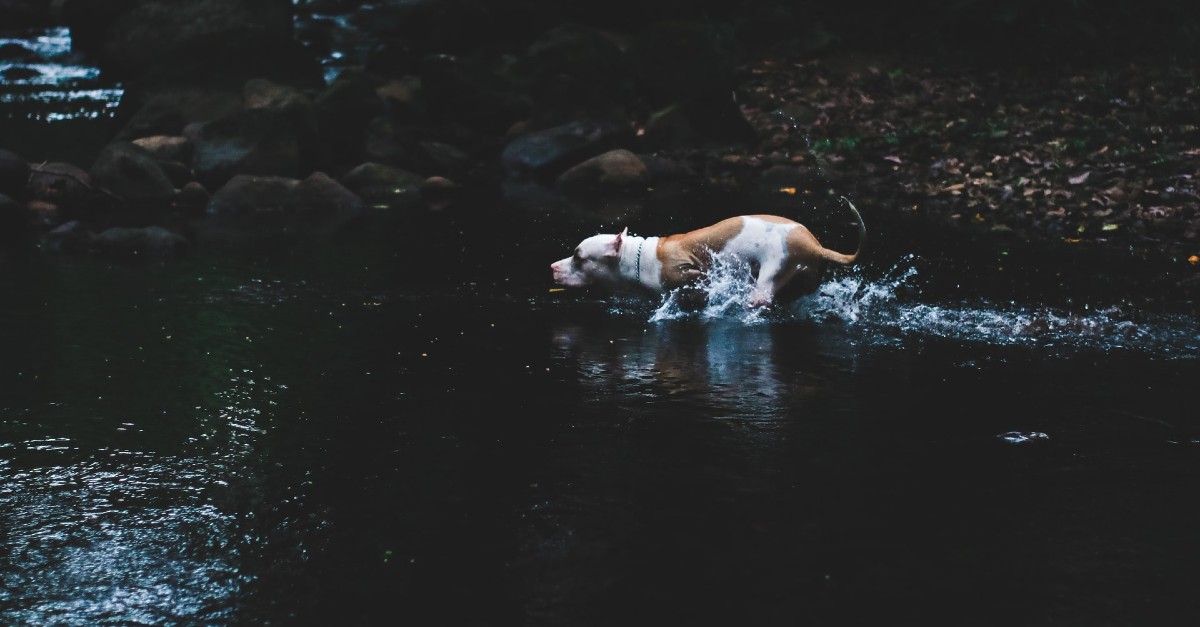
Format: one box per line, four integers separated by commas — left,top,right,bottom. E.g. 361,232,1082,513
2,199,1199,627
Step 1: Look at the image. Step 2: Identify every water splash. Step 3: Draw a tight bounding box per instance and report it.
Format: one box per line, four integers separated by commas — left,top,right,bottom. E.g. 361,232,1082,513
649,252,772,325
793,256,918,324
644,254,1200,358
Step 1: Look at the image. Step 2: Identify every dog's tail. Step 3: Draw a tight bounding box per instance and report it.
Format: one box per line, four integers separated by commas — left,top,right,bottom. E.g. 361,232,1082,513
818,197,866,266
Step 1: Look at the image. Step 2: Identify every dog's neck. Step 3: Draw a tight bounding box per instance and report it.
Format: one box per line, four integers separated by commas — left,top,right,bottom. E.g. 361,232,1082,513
617,235,662,291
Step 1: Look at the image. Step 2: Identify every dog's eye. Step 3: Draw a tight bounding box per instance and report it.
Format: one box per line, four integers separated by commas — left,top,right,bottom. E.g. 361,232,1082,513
573,249,582,261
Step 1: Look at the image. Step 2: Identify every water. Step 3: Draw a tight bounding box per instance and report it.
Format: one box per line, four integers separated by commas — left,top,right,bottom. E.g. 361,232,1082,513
0,26,121,165
2,203,1199,626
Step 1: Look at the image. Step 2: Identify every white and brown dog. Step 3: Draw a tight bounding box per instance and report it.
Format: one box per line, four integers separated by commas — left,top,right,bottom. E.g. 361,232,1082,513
550,199,865,308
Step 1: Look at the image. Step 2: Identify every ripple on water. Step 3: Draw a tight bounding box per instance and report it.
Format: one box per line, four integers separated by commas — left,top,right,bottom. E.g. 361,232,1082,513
0,454,243,626
0,27,122,121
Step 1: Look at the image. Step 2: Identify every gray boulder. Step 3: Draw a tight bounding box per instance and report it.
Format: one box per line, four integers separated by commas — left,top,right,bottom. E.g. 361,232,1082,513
207,172,363,220
187,108,305,189
556,149,649,193
500,119,632,182
27,162,97,214
338,162,426,206
90,142,177,207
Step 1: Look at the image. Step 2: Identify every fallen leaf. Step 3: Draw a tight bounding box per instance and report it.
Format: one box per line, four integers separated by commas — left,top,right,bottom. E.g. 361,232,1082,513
1069,171,1091,185
1189,255,1199,265
883,155,902,164
779,187,797,195
1102,223,1119,231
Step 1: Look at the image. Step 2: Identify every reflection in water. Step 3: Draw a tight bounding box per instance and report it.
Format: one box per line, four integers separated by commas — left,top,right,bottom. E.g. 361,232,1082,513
552,321,806,418
524,319,852,621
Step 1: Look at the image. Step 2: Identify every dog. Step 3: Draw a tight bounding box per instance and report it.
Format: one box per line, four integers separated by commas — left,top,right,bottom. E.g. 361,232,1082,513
550,199,865,308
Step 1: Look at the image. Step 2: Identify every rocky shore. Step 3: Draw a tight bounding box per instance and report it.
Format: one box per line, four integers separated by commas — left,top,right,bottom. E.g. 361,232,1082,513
0,0,1196,304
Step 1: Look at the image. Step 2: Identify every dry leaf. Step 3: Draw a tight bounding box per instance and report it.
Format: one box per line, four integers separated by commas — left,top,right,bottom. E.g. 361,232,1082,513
1068,171,1091,185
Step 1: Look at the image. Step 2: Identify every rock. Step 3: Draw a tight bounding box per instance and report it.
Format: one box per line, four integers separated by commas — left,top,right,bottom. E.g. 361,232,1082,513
27,162,96,213
156,160,193,188
90,142,177,207
0,42,34,61
294,172,365,216
40,220,92,254
556,149,649,192
420,176,458,211
206,172,363,219
0,148,30,199
187,108,305,189
92,226,189,256
199,172,365,241
131,135,193,163
206,175,298,218
314,70,389,169
244,78,310,113
640,103,702,151
363,116,436,174
115,89,242,140
640,154,700,185
338,162,425,204
1,66,40,81
500,119,632,182
174,182,210,213
25,200,61,227
244,78,322,172
375,76,425,122
419,141,471,176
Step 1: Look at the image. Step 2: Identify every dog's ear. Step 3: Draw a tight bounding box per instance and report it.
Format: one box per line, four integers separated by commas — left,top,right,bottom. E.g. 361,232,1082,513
608,228,628,257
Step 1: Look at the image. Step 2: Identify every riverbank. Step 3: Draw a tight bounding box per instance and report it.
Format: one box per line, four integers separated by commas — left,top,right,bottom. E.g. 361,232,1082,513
1,6,1197,311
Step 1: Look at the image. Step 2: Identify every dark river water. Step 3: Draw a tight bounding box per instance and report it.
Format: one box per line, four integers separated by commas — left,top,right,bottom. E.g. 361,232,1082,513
4,22,1200,627
3,200,1199,627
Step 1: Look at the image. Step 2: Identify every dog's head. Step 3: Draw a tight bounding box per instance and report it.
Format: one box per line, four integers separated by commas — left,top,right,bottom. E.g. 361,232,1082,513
550,228,628,288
